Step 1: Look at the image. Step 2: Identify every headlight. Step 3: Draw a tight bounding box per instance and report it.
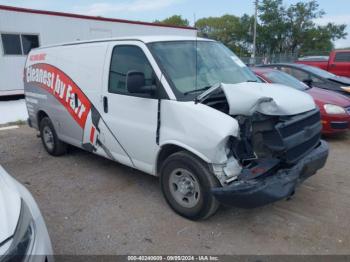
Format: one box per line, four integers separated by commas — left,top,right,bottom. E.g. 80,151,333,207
4,199,35,261
324,104,346,115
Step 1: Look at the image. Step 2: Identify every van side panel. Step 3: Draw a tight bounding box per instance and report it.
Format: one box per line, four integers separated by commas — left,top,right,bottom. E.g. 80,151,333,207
24,44,133,167
25,51,61,131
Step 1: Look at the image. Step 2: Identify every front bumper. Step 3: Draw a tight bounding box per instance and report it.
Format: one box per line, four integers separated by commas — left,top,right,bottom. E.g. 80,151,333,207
321,113,350,134
211,140,329,208
330,121,349,130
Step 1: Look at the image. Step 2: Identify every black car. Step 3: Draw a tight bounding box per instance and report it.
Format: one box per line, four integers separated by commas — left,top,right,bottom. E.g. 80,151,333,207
258,63,350,97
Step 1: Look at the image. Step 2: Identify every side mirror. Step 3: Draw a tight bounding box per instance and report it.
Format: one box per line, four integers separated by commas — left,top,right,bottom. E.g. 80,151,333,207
126,71,155,95
303,79,313,87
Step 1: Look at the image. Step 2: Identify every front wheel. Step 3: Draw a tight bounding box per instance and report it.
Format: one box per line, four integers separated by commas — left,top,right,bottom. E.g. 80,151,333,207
160,151,220,220
39,117,67,156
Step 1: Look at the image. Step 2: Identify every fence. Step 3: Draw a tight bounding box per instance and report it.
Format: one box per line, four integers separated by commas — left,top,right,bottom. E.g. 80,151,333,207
240,54,298,65
239,51,330,66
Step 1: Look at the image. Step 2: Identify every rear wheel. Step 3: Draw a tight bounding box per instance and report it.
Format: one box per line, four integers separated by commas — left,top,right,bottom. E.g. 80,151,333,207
39,117,67,156
160,151,220,220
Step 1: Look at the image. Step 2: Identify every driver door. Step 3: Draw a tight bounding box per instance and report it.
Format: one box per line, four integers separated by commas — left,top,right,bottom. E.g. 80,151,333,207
101,42,161,174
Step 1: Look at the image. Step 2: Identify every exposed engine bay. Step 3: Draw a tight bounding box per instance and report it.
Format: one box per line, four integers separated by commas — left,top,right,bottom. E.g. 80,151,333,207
201,85,322,186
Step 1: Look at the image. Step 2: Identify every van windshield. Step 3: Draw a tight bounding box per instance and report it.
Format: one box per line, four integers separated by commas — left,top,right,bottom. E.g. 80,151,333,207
148,41,258,100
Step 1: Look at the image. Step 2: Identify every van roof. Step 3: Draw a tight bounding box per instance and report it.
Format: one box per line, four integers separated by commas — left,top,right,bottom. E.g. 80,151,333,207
35,35,213,50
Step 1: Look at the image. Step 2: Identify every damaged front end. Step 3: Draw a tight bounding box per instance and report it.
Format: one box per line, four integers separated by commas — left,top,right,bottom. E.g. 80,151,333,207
212,140,328,208
202,82,329,208
212,110,328,208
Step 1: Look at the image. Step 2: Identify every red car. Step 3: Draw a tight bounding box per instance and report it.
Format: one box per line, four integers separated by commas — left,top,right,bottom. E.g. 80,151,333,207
252,67,350,134
296,50,350,78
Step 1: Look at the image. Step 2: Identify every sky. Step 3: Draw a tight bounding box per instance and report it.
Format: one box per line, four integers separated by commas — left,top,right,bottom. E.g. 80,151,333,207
0,0,349,48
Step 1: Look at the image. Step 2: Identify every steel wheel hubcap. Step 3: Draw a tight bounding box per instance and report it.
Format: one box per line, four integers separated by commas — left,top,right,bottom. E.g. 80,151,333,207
43,126,54,151
169,168,201,208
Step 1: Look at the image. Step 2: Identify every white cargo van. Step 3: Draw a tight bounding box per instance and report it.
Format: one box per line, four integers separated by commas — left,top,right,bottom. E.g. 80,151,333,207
24,36,328,220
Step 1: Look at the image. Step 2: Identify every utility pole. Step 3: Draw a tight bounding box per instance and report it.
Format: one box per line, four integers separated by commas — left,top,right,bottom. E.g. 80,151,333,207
252,0,258,65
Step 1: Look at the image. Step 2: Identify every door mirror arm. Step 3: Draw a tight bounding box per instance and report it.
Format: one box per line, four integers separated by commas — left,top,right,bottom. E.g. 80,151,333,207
140,85,156,95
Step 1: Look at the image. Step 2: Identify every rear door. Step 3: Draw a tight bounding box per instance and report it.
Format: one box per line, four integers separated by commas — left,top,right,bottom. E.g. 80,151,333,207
101,41,164,174
329,51,350,77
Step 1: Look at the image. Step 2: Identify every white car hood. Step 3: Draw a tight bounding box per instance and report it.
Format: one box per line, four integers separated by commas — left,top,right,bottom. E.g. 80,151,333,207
221,82,316,116
0,167,21,245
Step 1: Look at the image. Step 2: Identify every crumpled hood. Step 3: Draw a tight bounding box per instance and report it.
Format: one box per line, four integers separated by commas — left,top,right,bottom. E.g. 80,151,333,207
221,82,316,116
0,166,21,246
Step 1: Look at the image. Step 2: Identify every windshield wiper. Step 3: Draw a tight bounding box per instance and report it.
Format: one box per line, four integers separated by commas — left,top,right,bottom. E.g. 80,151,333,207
184,85,212,95
195,83,222,103
185,79,257,96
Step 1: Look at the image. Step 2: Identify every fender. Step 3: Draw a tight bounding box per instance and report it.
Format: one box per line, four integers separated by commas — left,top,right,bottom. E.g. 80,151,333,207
159,140,212,163
160,100,240,165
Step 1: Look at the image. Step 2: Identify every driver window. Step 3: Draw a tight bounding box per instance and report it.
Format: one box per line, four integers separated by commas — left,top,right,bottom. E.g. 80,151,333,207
109,45,155,95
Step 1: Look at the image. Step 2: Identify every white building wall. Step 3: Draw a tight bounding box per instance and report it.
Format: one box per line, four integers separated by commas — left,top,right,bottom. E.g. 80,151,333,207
0,8,196,95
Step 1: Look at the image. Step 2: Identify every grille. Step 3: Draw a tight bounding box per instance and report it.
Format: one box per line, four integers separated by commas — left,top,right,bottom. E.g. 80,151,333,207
283,133,321,163
262,109,322,164
278,110,321,138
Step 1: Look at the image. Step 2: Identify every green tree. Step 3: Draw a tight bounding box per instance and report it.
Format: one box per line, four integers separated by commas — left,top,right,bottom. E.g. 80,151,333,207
258,0,288,54
236,14,256,54
195,14,249,54
299,23,347,54
285,0,324,53
154,15,189,27
257,0,347,55
155,0,347,56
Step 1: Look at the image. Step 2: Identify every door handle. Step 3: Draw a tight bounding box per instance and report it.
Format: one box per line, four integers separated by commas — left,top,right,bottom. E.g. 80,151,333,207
103,96,108,113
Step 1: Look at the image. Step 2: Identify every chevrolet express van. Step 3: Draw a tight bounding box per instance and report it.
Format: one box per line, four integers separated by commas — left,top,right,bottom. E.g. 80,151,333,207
24,36,329,220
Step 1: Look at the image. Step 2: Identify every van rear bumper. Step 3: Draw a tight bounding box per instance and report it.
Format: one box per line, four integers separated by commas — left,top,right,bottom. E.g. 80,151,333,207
211,140,328,208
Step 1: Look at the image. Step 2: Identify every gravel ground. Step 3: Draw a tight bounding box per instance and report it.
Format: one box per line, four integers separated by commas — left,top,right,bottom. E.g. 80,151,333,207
0,125,350,255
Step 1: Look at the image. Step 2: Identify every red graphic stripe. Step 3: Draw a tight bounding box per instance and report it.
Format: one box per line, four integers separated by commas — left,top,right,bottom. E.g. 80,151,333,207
90,126,96,144
25,63,91,128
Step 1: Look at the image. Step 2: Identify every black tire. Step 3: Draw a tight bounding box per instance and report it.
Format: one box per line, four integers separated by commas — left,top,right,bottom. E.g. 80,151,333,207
160,151,220,220
39,117,67,156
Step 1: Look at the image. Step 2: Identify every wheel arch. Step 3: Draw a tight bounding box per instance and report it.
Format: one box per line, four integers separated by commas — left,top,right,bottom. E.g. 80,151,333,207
36,110,58,134
155,142,211,176
37,110,49,126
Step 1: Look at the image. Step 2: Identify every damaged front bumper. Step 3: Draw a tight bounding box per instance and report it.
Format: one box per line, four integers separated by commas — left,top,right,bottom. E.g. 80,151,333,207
211,140,329,208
